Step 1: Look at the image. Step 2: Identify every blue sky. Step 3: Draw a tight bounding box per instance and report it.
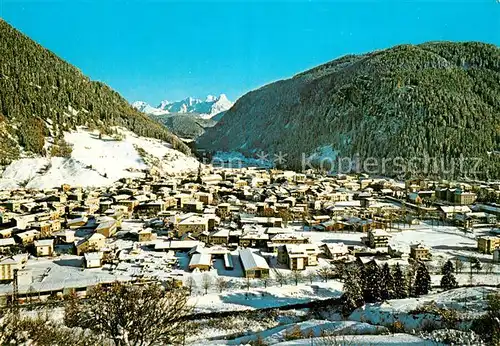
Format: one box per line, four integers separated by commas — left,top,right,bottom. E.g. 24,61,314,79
0,1,498,105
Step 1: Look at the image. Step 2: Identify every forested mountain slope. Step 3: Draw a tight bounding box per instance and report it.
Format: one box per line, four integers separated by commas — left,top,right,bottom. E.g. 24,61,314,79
198,42,500,178
149,113,216,140
0,19,190,164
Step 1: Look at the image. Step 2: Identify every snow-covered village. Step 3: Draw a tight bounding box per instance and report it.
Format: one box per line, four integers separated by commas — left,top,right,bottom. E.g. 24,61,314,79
0,1,499,345
0,141,499,344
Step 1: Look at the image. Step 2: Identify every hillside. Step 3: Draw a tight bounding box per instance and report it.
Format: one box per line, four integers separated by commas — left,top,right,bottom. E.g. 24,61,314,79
149,113,216,140
198,42,500,178
0,19,190,164
0,127,199,189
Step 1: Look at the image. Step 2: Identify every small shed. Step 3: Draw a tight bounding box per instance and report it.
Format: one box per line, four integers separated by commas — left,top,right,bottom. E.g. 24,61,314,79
188,253,212,271
239,249,269,278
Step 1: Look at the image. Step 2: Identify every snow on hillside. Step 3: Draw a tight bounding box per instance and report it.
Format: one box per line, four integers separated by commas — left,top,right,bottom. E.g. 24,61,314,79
349,286,497,331
274,334,439,346
0,127,199,189
133,94,233,119
190,280,343,313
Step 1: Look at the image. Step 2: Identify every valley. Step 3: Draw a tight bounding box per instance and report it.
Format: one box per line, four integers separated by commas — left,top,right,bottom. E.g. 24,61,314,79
0,5,498,346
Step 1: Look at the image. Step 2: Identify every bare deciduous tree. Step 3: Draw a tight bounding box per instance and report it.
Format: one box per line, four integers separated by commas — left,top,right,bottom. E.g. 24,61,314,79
455,258,464,274
317,266,333,282
483,262,494,275
185,276,196,296
305,270,316,284
291,270,303,285
215,276,229,293
65,281,192,346
274,269,287,287
260,275,271,288
243,276,252,291
202,274,212,295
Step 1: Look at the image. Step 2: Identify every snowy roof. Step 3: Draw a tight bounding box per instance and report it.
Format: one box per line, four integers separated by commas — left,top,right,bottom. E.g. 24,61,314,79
179,215,208,225
16,230,40,239
239,249,269,271
155,240,201,250
440,206,471,213
0,238,15,247
189,253,212,267
323,242,349,254
84,252,103,261
211,229,229,237
370,229,391,237
34,239,54,247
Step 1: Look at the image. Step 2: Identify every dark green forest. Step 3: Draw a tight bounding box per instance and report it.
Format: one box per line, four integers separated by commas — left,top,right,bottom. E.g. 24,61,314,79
199,42,500,179
0,19,190,164
149,113,216,139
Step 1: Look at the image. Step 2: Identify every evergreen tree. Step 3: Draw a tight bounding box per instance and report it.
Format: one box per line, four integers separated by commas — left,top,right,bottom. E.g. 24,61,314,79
469,257,482,274
440,260,458,291
341,269,364,316
414,262,432,296
392,263,408,299
406,261,419,297
380,263,394,300
363,260,382,303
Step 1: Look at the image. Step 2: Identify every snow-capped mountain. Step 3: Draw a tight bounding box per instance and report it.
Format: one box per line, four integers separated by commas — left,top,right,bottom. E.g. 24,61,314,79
131,101,170,116
133,94,233,119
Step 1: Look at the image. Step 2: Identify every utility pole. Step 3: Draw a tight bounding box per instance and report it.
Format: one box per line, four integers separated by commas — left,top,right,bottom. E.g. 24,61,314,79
12,268,19,317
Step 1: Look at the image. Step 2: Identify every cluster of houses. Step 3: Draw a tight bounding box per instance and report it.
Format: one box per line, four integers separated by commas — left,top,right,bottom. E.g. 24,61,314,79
0,168,498,300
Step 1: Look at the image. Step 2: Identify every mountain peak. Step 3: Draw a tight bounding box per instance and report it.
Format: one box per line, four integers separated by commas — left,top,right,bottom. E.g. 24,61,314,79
133,94,233,119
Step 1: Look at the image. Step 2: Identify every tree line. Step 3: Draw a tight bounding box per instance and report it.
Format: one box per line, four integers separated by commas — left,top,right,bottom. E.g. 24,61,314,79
0,20,191,164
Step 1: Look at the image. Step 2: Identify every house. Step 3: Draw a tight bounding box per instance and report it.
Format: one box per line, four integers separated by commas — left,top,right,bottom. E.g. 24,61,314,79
0,254,28,281
322,243,349,260
84,252,103,268
138,228,154,242
75,233,106,255
239,249,269,278
367,229,391,249
54,230,75,244
209,229,229,245
135,201,165,216
239,229,269,248
278,244,319,270
183,200,204,213
177,216,209,237
477,236,500,254
154,240,201,252
439,206,471,221
95,219,118,238
0,228,13,239
195,192,213,205
409,243,430,261
34,239,54,257
31,221,52,237
14,229,40,245
0,238,16,252
239,216,282,228
453,190,477,205
188,252,212,271
67,216,88,229
270,233,309,245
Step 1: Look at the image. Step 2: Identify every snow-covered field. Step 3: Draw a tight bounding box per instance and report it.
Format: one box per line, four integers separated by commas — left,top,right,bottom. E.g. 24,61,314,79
190,280,343,313
0,127,199,189
190,286,494,346
273,334,440,346
349,286,497,330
